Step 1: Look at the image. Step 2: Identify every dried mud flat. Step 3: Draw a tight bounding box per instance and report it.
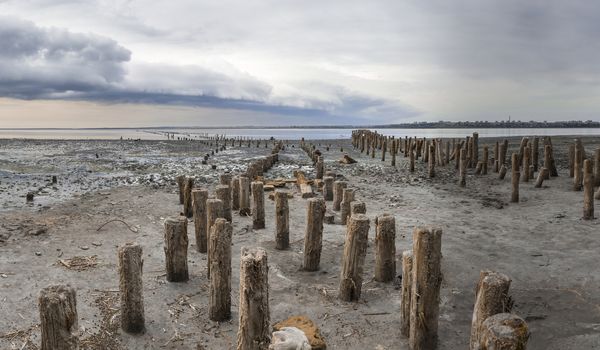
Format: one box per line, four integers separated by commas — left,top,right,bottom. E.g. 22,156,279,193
1,135,600,349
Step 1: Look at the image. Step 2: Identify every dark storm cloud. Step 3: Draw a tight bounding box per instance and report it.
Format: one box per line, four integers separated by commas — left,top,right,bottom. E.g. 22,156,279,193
0,16,412,122
0,17,131,98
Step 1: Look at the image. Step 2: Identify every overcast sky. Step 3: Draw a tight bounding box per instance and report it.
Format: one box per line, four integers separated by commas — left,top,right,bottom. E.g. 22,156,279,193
1,0,599,127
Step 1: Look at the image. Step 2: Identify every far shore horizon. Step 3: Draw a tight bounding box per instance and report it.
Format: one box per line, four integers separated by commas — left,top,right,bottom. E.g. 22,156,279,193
2,120,600,130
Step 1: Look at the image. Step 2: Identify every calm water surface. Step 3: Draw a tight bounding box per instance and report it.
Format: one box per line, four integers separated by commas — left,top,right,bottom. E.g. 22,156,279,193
1,127,599,140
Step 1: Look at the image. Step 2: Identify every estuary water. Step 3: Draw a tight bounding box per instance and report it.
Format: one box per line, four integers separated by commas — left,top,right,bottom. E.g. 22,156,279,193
0,127,599,140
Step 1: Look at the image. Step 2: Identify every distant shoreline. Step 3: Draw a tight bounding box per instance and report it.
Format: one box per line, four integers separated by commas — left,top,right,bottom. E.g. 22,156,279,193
1,121,600,130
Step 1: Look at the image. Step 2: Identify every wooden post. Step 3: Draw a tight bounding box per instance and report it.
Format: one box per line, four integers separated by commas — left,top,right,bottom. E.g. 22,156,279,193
192,189,209,253
583,159,595,220
478,313,529,350
494,142,499,172
209,218,232,321
239,176,251,216
316,156,324,179
323,176,334,201
532,137,539,172
119,243,145,333
220,173,232,186
216,184,232,222
472,132,479,168
544,145,552,180
339,214,370,301
350,200,366,215
252,181,265,229
595,148,600,187
275,191,289,250
401,251,413,338
340,188,356,225
176,175,185,204
304,198,326,271
39,285,78,350
469,271,511,349
568,144,576,177
535,167,549,188
183,177,194,218
409,226,442,350
374,214,395,282
511,154,520,203
333,180,347,211
231,176,240,211
410,146,415,172
164,216,189,282
521,146,530,182
428,144,435,178
459,148,467,187
206,199,223,278
574,144,583,191
237,247,270,350
483,145,488,175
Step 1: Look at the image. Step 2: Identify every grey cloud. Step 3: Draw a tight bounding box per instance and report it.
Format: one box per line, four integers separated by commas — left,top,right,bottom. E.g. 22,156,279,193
0,16,412,123
0,16,130,98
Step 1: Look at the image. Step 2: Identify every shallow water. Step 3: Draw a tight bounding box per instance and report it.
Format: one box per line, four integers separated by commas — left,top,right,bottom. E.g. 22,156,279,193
1,127,599,140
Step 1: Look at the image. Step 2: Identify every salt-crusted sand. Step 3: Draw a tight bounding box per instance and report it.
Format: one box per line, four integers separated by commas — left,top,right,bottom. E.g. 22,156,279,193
1,135,599,349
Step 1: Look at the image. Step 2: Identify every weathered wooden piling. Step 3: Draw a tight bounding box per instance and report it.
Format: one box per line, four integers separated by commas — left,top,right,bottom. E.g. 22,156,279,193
39,285,78,350
340,188,356,225
231,176,240,211
350,200,366,215
304,198,326,271
543,145,552,180
183,177,194,218
252,181,265,229
333,180,347,211
532,137,539,172
322,176,334,201
583,159,595,220
209,218,232,321
568,144,575,177
521,146,530,182
483,145,489,175
409,227,442,350
477,313,529,350
401,251,413,338
237,247,270,350
469,271,511,349
494,142,499,172
574,143,583,191
206,198,223,277
216,184,232,222
220,173,232,186
511,154,520,203
119,243,145,333
275,191,289,250
192,189,209,253
410,146,416,172
535,167,549,188
316,156,324,179
374,214,395,282
239,176,251,216
595,148,600,187
176,175,185,204
164,216,189,282
428,144,435,178
459,148,467,187
339,214,370,301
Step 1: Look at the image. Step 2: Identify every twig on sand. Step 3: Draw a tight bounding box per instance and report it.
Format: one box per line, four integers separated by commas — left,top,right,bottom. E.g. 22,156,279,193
96,219,139,233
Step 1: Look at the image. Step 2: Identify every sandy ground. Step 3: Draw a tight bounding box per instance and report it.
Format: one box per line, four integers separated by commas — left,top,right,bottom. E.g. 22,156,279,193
1,135,600,349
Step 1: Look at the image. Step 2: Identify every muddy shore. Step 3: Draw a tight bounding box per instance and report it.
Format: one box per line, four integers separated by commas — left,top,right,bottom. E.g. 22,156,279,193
1,135,599,349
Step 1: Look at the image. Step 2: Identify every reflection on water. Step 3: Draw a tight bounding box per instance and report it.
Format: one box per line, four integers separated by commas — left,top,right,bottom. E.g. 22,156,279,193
0,127,599,140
